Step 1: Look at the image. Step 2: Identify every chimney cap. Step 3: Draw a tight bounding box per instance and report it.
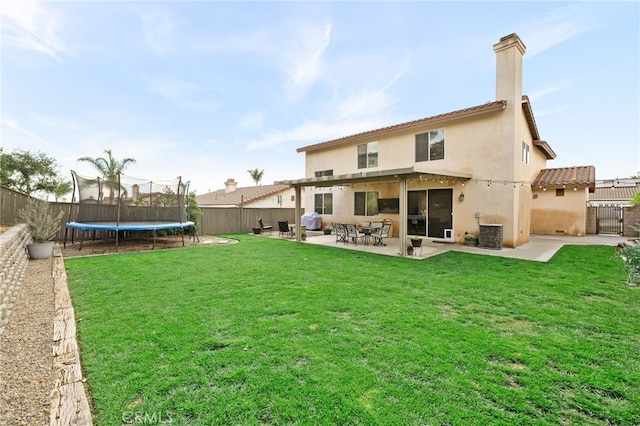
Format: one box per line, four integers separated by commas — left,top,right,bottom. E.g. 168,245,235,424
493,33,526,54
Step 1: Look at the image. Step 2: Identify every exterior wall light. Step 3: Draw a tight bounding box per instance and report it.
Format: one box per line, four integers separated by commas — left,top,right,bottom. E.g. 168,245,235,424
459,192,465,202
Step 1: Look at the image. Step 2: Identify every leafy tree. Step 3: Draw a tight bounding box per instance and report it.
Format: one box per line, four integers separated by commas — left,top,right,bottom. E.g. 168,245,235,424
77,149,136,203
630,191,640,206
0,148,64,197
247,168,265,186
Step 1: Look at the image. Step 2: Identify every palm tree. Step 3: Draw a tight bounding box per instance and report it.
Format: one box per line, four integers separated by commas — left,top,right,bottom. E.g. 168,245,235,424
53,180,72,202
78,149,136,203
247,168,265,186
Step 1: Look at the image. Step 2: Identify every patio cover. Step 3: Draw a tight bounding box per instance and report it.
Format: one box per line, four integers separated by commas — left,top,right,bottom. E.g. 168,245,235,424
276,166,472,256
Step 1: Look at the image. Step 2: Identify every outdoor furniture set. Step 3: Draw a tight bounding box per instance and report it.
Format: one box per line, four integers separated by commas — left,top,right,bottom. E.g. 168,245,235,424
333,222,390,246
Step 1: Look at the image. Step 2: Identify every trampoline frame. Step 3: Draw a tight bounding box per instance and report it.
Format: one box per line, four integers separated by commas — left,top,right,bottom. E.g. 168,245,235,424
64,171,195,251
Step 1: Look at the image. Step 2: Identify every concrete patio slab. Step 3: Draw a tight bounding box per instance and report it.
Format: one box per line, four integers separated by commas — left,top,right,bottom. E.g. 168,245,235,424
268,232,631,262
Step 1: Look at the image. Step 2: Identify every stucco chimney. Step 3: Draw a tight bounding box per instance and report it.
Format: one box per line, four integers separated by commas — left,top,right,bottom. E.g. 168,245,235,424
224,178,237,193
493,33,526,105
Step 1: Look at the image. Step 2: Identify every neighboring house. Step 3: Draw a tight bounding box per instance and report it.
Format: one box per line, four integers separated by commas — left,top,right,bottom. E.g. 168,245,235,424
588,180,640,207
277,33,595,252
196,178,296,208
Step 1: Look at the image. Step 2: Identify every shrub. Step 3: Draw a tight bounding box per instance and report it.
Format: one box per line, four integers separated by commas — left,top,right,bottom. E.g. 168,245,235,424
615,225,640,286
18,198,64,242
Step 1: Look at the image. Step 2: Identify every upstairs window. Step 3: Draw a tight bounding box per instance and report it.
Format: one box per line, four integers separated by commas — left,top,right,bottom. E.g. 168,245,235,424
415,129,445,162
314,193,333,214
522,141,530,164
354,191,379,216
357,142,379,169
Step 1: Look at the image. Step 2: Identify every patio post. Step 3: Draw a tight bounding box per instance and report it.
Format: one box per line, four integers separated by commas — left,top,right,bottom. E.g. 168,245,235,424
294,185,302,241
398,177,408,256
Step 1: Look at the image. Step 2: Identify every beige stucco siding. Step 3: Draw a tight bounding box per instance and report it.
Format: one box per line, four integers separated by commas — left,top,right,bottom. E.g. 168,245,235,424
531,188,589,236
303,108,539,247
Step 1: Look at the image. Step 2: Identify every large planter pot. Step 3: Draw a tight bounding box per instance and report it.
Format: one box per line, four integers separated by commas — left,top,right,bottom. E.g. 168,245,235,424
26,241,54,259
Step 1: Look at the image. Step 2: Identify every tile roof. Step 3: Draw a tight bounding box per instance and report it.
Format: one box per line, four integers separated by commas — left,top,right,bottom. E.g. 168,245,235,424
296,97,556,160
590,184,640,201
532,166,596,191
296,101,507,153
196,184,291,207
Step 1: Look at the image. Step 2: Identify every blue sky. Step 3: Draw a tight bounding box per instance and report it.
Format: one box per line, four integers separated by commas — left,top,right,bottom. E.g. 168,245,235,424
1,1,638,196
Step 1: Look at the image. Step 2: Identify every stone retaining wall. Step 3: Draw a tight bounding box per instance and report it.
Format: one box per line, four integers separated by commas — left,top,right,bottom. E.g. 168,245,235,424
0,225,93,424
0,224,30,334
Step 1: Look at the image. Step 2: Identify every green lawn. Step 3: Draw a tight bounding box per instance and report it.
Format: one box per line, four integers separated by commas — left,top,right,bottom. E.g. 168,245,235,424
65,235,640,425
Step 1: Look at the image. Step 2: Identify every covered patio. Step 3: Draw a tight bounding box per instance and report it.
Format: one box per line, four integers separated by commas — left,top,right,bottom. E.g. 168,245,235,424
263,230,629,262
276,165,472,257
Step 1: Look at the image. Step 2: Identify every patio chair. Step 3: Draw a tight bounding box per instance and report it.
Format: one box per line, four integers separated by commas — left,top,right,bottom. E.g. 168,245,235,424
258,218,273,234
372,224,391,246
333,223,347,243
278,220,294,239
345,224,360,245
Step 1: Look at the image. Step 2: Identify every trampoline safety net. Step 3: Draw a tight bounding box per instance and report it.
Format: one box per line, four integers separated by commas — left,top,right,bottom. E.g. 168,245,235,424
65,170,194,249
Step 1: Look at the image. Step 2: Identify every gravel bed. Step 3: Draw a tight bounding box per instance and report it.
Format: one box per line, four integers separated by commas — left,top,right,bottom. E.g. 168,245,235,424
0,259,56,426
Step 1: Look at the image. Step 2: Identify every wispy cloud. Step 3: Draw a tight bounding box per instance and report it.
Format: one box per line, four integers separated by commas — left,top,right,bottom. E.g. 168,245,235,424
536,105,569,117
0,1,69,60
527,85,560,102
2,117,61,150
519,3,601,58
141,6,176,55
146,75,217,111
238,112,266,131
283,22,332,99
245,85,401,152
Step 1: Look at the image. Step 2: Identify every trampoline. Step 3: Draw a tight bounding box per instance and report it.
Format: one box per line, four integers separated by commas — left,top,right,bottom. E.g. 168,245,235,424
65,171,195,250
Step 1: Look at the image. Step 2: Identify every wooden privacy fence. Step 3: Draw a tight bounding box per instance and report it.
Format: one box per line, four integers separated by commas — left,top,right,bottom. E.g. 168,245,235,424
1,187,299,239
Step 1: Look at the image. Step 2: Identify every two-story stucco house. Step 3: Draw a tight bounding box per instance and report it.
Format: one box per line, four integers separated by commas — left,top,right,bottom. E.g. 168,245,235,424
278,33,595,255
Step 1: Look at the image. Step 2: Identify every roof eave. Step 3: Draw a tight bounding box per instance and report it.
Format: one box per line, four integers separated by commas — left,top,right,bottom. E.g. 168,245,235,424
297,101,507,153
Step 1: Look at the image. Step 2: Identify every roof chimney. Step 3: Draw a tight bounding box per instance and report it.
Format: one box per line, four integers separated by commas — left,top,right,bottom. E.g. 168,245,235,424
493,33,526,105
224,178,237,194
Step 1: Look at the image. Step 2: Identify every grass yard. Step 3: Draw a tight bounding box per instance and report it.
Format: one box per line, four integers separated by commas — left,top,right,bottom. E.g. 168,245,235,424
65,235,640,425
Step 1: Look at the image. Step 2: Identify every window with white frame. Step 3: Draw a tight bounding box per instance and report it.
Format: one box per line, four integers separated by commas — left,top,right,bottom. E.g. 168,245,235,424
415,129,445,162
314,193,333,214
315,169,333,177
357,142,379,169
354,191,379,216
522,141,530,164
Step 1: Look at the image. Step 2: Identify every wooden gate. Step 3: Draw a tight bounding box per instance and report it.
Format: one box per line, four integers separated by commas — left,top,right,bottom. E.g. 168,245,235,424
596,205,623,235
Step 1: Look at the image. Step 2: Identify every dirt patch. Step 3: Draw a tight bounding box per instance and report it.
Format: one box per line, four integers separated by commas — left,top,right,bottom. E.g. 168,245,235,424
59,234,235,258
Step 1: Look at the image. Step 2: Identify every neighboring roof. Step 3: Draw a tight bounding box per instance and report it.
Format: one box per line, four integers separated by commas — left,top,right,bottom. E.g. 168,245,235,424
296,96,556,160
590,184,640,201
196,184,291,207
591,186,639,201
532,166,596,192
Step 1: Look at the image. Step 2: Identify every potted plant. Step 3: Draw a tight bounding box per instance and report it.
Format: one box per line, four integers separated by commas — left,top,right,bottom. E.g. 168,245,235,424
18,198,64,259
464,233,478,247
410,235,423,248
323,225,333,235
